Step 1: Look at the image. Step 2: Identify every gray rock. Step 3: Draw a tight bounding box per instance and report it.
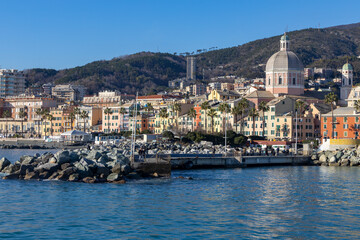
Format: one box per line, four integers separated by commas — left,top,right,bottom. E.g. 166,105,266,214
111,163,122,174
20,156,35,165
96,166,110,176
49,157,57,164
69,152,80,162
96,155,109,164
335,151,343,160
319,154,327,163
68,173,79,182
54,150,71,165
107,173,121,182
82,177,96,183
35,163,59,173
19,164,34,175
3,173,20,179
24,171,39,180
329,156,337,163
0,157,11,172
87,150,102,161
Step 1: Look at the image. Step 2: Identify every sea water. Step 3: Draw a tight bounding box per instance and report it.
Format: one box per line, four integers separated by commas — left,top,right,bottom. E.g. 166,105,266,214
0,150,359,239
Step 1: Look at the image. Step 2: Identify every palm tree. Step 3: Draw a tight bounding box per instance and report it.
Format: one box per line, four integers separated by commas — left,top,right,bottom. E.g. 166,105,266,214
201,101,210,132
18,108,28,137
231,104,241,133
145,103,154,115
258,101,269,138
238,98,249,134
46,114,54,136
188,108,197,132
295,100,307,140
69,112,76,131
104,107,113,133
73,107,81,130
80,110,89,132
2,110,11,137
207,108,218,133
325,92,338,139
248,107,259,136
172,102,182,131
119,107,127,131
219,103,231,133
354,100,360,113
35,108,43,137
159,108,169,132
41,109,50,137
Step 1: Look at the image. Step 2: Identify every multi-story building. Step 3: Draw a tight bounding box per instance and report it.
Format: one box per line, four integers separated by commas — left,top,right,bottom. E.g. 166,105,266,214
0,69,26,97
75,106,102,132
208,89,241,101
221,83,234,91
52,84,86,101
186,57,196,81
82,90,131,108
321,107,360,139
102,103,135,133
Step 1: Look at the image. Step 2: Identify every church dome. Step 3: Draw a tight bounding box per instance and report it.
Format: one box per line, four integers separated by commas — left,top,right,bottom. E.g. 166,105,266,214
265,51,304,72
342,63,353,71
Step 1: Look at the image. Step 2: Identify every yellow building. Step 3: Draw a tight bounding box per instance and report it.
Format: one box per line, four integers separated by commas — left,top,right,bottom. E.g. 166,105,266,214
208,89,241,101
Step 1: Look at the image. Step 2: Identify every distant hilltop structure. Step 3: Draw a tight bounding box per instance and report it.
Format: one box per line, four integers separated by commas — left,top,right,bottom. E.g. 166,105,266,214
265,33,304,96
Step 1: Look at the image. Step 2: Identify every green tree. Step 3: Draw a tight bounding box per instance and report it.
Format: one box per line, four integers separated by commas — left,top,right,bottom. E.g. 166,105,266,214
46,114,54,136
188,107,197,132
231,104,241,133
18,108,28,137
35,108,43,137
258,101,269,138
219,103,231,133
159,108,169,132
325,92,338,139
207,108,218,133
69,112,76,131
248,107,259,136
354,100,360,113
238,98,249,134
104,107,113,133
172,102,182,131
2,110,11,137
80,110,89,132
120,107,127,131
73,107,81,130
201,101,210,133
41,109,50,137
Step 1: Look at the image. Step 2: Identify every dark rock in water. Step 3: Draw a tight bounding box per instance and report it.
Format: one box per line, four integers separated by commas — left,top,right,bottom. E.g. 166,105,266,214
68,173,80,182
107,173,121,182
96,166,110,177
0,157,11,172
82,177,96,183
39,171,52,179
19,164,34,175
57,167,77,180
96,155,109,164
112,179,126,184
121,165,131,175
329,162,340,166
3,173,20,180
126,172,141,180
48,172,59,180
24,171,39,180
38,153,54,164
69,152,80,162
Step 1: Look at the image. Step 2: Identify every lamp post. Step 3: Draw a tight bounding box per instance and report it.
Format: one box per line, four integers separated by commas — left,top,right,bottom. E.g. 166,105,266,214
295,110,298,156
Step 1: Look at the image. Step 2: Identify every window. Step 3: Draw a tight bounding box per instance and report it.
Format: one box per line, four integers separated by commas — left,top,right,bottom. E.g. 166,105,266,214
344,131,348,137
357,117,359,122
271,130,275,135
324,117,327,123
268,78,271,85
271,116,275,120
272,123,274,127
278,76,282,84
344,124,348,129
284,118,287,122
334,132,338,137
271,107,275,112
344,117,348,123
293,78,296,85
277,118,279,122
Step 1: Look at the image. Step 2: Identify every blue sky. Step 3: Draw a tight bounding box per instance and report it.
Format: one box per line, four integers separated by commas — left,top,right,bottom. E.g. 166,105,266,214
0,0,359,70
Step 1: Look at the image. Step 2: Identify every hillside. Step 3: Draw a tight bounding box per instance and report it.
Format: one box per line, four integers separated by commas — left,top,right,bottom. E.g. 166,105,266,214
24,22,360,95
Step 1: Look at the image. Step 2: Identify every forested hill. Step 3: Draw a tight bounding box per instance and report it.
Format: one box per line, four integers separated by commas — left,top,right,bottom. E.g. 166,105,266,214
24,22,360,95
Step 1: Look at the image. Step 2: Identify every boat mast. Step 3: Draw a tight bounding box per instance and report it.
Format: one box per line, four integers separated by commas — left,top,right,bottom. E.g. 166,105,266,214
131,92,138,164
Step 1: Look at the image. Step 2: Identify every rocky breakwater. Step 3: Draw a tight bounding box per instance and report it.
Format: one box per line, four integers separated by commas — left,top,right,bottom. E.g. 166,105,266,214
0,147,148,183
311,147,360,167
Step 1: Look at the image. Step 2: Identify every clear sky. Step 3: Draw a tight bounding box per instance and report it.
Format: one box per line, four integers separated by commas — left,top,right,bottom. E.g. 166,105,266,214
0,0,359,70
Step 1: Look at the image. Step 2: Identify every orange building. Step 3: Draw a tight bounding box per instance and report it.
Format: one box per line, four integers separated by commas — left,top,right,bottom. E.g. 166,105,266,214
321,107,360,139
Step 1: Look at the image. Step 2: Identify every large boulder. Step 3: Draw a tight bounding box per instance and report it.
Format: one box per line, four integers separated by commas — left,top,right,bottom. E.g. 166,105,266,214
54,150,71,165
74,160,93,179
87,150,102,161
319,154,327,163
20,156,35,165
107,173,121,182
111,163,122,174
96,166,110,177
328,155,337,163
35,163,59,174
19,164,34,175
121,165,131,175
0,157,11,172
24,171,39,180
335,151,344,160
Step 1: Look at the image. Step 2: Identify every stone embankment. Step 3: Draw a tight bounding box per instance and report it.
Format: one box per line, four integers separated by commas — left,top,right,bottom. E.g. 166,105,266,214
0,147,152,184
117,140,233,155
310,147,360,167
